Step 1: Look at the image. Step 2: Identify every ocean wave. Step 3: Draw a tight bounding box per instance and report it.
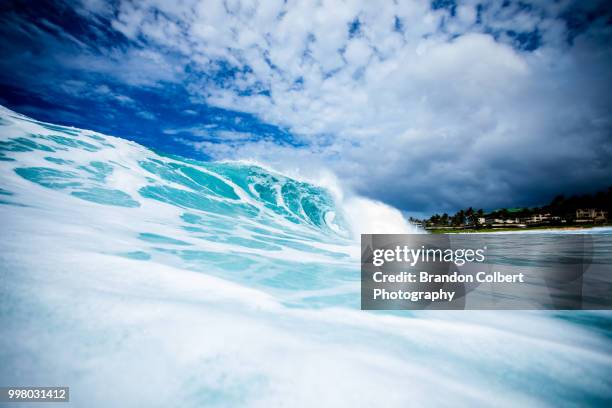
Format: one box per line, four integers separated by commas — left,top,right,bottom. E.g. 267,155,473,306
0,106,610,407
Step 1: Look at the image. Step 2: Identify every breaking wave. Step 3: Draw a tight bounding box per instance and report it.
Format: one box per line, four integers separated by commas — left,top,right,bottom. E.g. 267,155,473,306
0,106,610,407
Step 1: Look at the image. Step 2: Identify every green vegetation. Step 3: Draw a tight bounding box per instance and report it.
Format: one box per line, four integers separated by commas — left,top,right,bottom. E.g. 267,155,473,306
427,224,610,234
413,186,612,231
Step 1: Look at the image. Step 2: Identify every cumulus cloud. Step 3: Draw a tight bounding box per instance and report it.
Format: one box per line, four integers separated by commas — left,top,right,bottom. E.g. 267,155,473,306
2,0,612,213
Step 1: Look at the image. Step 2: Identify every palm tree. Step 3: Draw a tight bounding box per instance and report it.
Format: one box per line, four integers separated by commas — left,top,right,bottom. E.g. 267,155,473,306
452,210,465,226
466,207,476,225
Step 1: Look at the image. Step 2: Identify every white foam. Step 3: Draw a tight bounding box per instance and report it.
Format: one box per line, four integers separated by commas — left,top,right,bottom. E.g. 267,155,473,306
0,106,610,407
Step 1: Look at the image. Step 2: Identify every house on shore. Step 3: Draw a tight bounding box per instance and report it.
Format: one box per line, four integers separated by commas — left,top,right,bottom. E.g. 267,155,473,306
524,213,562,224
483,217,526,228
575,209,608,223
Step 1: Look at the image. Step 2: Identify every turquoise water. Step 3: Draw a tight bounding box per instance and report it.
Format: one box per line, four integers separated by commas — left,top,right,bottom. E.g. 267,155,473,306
0,105,610,407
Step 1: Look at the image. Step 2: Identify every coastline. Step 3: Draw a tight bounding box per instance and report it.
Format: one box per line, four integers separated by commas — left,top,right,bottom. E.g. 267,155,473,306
426,224,612,234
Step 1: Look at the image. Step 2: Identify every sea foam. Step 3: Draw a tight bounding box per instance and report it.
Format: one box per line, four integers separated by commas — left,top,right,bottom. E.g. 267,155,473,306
0,106,610,407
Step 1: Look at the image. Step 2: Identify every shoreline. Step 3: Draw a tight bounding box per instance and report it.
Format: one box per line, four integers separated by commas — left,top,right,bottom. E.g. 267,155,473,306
426,224,612,234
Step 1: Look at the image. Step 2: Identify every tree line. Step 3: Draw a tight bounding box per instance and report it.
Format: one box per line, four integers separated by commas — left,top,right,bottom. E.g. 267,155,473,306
413,186,612,227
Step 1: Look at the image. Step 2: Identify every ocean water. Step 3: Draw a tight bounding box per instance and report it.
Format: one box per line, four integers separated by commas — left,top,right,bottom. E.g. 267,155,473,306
0,105,610,407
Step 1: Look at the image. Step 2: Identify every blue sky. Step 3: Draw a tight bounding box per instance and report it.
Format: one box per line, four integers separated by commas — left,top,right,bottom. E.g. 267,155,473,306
1,0,611,216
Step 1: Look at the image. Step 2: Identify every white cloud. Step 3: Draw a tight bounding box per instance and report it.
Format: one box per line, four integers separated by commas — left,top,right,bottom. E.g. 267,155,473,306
60,0,612,211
